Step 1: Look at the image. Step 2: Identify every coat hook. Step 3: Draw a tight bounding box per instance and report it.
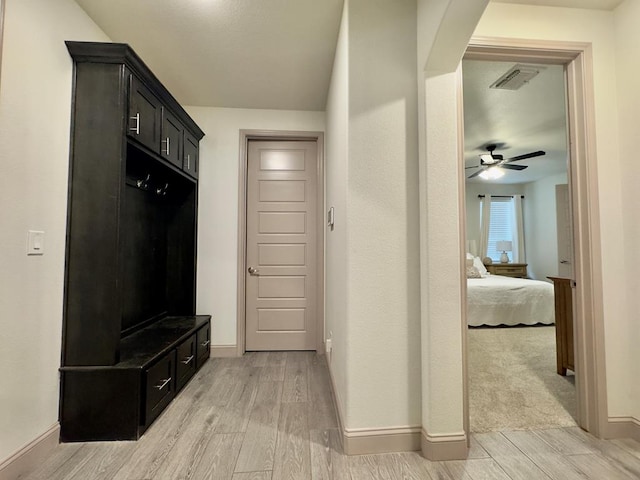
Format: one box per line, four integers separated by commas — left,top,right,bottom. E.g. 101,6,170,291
137,173,151,189
156,182,169,196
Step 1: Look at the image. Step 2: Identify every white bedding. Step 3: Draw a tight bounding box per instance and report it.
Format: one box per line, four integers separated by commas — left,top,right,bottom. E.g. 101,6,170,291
467,274,555,327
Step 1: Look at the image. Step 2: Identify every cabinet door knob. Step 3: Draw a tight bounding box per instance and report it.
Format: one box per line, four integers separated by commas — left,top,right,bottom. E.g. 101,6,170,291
186,154,190,170
162,137,170,156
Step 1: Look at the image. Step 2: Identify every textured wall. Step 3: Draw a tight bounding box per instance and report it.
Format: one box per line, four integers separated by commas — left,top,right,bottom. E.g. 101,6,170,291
613,0,640,421
185,107,325,346
344,0,421,430
324,0,350,421
0,0,109,462
523,173,568,281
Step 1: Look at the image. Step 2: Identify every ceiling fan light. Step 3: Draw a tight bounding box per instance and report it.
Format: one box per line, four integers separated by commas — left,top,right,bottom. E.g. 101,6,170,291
479,168,505,180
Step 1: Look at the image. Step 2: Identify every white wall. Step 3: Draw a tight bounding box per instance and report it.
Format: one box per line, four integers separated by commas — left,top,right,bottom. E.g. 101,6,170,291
523,173,568,281
324,0,422,432
613,0,640,421
0,0,109,463
347,0,421,430
324,0,349,420
473,3,628,420
184,107,325,347
417,0,488,442
422,71,466,435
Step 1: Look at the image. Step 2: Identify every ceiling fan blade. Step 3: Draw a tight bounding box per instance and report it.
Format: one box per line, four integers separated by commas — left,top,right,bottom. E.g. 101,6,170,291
465,165,481,169
505,150,545,163
501,164,528,171
468,168,487,179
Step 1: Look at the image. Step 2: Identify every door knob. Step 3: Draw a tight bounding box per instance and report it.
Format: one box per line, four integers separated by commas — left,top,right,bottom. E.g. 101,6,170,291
248,266,260,275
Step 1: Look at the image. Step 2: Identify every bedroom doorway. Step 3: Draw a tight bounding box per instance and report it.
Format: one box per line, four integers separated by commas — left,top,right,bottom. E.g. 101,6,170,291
460,39,607,438
462,58,575,433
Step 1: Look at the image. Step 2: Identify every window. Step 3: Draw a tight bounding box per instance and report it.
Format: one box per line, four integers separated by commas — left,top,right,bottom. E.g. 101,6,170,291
481,197,515,262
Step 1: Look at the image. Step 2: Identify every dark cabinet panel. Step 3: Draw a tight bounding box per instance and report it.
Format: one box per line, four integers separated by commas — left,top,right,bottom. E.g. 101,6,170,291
196,323,211,368
128,76,161,153
161,107,183,168
183,131,199,179
144,351,176,425
176,334,197,391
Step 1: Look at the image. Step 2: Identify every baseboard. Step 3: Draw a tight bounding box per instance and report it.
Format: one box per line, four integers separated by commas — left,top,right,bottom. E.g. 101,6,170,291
0,423,60,480
606,416,640,442
421,430,468,461
210,345,239,358
325,357,421,455
343,426,422,455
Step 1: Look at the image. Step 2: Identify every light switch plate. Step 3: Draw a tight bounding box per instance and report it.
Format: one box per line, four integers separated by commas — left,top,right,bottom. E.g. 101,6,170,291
27,230,45,255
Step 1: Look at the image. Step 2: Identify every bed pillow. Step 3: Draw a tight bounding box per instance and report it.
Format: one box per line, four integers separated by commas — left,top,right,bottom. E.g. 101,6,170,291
473,257,488,276
466,266,482,278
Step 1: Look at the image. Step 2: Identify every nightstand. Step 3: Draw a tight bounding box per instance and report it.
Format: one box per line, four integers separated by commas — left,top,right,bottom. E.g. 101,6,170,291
485,263,528,278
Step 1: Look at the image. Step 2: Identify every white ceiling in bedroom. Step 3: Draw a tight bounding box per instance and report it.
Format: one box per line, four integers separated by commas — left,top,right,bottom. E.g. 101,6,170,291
462,59,569,185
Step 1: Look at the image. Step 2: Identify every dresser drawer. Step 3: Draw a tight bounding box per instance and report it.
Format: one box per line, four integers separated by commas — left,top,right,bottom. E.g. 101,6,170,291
196,323,210,368
143,351,176,425
176,334,196,392
487,263,527,278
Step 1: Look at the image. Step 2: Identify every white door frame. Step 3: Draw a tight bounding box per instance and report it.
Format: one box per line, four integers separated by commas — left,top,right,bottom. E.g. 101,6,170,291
461,37,608,437
236,130,325,356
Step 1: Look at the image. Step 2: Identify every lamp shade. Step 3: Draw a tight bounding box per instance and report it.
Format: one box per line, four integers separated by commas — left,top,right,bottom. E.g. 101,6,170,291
496,240,512,252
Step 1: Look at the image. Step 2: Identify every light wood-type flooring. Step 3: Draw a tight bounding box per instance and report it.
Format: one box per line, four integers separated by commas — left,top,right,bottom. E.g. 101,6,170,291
24,352,640,479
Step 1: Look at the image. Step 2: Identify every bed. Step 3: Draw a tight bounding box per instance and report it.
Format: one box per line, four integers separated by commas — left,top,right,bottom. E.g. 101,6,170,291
467,273,555,327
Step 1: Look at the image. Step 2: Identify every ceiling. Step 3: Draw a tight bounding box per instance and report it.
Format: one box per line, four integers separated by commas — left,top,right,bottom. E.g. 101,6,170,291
73,0,624,114
462,60,569,185
74,0,344,111
73,0,622,174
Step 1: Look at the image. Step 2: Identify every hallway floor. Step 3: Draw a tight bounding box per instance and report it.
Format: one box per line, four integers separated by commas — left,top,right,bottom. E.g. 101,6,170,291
24,352,640,479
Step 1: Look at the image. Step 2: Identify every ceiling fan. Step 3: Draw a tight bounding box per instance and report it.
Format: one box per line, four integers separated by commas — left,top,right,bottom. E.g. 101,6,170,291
466,144,545,179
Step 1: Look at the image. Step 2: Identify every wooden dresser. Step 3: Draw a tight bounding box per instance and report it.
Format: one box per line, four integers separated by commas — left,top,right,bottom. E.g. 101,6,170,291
485,262,528,278
548,277,575,376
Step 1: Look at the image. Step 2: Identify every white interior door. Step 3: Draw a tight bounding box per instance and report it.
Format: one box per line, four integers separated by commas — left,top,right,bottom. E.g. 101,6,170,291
556,183,574,278
245,140,317,351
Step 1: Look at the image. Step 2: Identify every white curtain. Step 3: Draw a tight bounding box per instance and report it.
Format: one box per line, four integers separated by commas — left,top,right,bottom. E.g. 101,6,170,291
511,195,526,263
479,195,492,259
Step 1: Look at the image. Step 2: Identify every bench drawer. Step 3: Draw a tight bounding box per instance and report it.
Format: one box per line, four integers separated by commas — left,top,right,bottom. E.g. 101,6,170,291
143,351,176,425
176,334,196,391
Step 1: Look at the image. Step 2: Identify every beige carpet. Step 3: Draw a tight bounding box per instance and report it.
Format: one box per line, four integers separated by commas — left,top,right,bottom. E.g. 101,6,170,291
468,325,577,433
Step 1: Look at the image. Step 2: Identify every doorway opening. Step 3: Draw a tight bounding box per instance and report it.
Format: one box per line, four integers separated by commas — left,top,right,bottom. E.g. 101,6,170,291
459,39,607,437
462,57,575,432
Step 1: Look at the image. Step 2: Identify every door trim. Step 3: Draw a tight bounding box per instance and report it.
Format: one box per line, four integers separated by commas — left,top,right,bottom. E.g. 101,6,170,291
461,37,608,437
236,130,325,356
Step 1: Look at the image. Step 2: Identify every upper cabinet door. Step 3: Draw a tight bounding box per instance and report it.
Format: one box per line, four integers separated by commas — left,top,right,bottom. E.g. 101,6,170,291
128,76,161,153
183,132,199,179
161,107,183,169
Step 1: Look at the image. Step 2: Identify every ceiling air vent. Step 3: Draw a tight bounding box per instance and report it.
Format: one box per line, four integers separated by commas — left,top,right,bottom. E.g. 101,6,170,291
490,64,544,90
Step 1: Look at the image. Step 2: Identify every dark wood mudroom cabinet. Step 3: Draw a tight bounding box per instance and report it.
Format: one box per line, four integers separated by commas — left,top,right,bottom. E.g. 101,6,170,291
60,41,209,442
